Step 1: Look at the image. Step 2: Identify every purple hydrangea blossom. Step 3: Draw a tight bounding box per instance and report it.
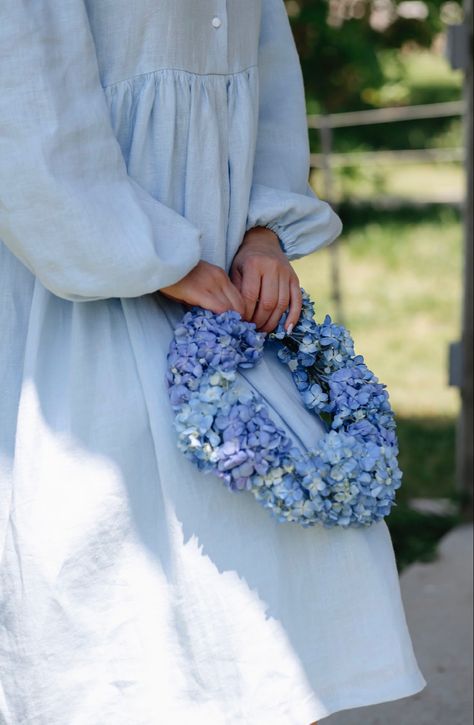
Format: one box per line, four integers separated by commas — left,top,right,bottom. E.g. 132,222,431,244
166,292,403,529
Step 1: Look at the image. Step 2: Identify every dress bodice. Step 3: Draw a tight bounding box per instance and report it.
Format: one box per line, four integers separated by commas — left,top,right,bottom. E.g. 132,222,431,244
85,0,261,86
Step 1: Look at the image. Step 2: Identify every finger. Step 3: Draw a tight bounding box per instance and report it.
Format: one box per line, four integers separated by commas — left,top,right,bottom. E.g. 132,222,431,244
200,290,236,315
203,266,245,316
285,278,303,333
251,270,279,330
239,266,262,322
260,275,290,333
220,279,246,318
160,285,222,312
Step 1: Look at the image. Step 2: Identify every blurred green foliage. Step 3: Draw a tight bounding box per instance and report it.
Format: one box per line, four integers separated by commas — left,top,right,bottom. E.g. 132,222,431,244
289,1,465,158
288,0,463,113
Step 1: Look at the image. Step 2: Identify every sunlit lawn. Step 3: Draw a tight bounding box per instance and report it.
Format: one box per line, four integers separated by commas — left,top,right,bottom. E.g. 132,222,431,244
380,163,464,202
292,205,462,419
292,204,465,568
316,162,465,204
301,47,466,568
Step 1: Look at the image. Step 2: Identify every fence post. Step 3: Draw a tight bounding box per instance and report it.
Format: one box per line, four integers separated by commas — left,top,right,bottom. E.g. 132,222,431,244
320,116,344,326
459,0,473,518
446,3,473,518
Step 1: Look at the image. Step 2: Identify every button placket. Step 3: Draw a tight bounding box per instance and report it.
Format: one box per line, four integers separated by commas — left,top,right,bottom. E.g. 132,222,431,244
210,0,228,72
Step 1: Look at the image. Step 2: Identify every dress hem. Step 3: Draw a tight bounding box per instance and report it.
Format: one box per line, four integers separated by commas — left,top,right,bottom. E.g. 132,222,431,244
283,667,427,724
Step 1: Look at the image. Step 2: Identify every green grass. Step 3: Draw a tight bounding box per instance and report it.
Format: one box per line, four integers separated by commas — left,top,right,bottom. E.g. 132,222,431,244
308,46,466,207
302,46,466,571
387,504,462,572
311,162,465,204
292,205,463,418
292,205,465,569
396,415,457,500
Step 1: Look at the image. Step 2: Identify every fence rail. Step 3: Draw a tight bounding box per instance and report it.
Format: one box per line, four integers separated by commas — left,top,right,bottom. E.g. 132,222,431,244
308,99,467,326
306,62,472,511
310,146,464,168
307,100,466,129
308,100,466,191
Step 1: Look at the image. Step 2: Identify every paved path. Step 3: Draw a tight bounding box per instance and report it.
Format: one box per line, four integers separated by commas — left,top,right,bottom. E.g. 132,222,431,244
327,524,473,724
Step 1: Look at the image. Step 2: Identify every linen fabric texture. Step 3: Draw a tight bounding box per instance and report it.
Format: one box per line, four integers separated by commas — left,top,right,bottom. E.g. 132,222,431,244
0,1,426,723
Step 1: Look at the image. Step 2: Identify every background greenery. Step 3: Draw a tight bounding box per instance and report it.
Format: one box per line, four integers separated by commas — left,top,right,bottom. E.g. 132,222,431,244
287,0,467,569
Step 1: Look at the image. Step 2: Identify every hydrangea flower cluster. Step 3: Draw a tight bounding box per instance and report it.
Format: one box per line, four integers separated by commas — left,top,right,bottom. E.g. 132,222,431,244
166,290,403,529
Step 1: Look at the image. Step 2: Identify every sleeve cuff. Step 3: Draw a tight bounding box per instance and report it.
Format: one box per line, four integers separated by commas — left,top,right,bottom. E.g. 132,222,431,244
245,182,343,261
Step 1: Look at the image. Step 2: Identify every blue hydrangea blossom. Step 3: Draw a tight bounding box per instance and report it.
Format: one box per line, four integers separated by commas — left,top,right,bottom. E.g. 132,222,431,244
166,290,403,529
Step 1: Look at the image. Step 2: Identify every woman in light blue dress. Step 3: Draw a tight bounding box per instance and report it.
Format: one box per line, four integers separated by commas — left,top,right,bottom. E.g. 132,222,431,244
0,1,426,722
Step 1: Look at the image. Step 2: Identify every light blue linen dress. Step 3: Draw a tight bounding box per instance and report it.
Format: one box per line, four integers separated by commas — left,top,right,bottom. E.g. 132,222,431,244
0,1,426,722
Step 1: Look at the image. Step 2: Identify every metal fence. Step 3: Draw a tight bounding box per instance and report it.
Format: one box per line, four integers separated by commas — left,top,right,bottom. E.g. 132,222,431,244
306,99,466,326
307,100,466,201
307,95,472,509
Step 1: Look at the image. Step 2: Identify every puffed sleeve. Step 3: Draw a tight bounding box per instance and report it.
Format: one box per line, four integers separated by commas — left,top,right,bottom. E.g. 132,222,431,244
246,0,343,260
0,1,202,302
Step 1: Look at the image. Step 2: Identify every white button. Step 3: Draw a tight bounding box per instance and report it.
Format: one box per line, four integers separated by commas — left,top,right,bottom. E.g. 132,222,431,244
211,16,222,28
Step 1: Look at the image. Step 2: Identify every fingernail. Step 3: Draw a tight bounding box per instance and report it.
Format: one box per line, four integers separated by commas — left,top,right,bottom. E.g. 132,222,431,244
286,323,294,335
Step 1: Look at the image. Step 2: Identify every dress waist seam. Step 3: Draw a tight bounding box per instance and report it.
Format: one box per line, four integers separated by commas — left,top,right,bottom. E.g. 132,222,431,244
101,64,258,90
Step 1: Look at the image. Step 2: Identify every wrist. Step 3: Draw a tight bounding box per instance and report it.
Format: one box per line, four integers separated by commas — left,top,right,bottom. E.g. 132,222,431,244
240,225,281,250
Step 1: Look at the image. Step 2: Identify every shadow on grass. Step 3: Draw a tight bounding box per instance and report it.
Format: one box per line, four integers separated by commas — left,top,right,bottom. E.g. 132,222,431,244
387,414,466,573
335,201,461,233
396,415,457,501
387,505,462,573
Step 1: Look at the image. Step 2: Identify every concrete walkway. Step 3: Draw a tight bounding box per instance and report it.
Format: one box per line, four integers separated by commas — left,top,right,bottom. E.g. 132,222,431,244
327,524,473,725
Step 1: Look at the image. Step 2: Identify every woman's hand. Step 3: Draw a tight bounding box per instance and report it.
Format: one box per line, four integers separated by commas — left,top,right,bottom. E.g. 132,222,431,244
230,226,302,333
159,260,245,317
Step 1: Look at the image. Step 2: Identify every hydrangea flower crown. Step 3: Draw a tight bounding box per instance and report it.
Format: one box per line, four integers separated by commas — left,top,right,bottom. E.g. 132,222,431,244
166,290,402,529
